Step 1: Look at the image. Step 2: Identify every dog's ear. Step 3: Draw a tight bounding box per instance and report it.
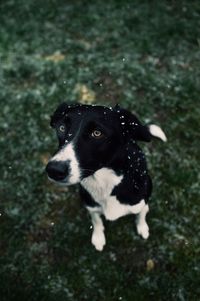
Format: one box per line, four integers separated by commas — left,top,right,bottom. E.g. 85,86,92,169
50,102,71,128
113,105,152,142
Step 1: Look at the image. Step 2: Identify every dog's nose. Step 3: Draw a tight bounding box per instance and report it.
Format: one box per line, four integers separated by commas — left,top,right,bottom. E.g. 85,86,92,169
46,161,69,181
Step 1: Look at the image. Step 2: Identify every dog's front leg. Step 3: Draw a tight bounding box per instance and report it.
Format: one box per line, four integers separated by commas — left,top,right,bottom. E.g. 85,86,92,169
136,204,149,239
87,208,106,251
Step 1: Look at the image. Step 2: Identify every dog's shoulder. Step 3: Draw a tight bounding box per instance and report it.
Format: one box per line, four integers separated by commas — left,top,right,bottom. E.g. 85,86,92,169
111,142,152,205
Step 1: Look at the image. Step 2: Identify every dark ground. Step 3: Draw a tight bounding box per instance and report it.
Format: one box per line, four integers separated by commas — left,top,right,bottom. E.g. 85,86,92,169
0,0,200,300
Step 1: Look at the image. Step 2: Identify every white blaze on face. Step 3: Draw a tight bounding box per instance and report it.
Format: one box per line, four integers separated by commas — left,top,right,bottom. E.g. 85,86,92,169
51,142,81,184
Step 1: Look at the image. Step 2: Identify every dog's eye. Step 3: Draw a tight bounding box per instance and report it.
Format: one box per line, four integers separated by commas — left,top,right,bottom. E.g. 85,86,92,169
91,130,103,138
59,125,65,132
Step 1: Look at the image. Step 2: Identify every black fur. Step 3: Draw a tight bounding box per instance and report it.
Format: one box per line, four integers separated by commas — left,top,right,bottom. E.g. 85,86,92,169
48,103,154,206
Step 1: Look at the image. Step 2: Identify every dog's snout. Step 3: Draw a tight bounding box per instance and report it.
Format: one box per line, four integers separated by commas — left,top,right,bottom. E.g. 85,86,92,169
46,161,69,181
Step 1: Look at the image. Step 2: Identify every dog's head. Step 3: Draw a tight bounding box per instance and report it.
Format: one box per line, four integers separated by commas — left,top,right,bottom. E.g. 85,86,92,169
45,103,152,185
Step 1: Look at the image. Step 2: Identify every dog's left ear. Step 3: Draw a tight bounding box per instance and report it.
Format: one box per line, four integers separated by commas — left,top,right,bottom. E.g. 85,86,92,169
114,105,152,142
50,102,69,128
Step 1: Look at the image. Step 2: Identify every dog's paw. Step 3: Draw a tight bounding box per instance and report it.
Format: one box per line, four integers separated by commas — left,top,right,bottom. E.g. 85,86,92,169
137,223,149,239
91,231,106,251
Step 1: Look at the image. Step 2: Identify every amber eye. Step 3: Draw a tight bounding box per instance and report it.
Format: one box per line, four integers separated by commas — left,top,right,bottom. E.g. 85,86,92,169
59,125,65,132
91,130,103,138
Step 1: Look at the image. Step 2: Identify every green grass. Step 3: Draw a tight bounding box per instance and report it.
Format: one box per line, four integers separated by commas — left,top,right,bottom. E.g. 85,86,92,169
0,0,200,300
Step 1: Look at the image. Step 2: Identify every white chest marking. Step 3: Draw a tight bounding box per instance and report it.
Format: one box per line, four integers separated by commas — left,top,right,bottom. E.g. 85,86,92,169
81,168,145,221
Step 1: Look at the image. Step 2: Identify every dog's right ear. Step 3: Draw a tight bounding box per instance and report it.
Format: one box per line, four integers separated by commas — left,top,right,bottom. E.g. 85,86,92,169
113,105,167,142
50,102,70,128
113,105,152,142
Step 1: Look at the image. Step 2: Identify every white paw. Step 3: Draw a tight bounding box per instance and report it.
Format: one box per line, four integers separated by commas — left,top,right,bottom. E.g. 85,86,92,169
137,223,149,239
91,231,106,251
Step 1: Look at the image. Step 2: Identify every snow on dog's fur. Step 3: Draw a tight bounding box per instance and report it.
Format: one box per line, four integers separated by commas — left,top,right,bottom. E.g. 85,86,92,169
46,103,167,251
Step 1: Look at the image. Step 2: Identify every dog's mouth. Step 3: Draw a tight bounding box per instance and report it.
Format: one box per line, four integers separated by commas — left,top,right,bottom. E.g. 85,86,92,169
47,175,70,185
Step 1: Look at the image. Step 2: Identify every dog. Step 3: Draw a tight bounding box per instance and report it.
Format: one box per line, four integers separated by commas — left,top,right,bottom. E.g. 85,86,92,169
46,103,167,251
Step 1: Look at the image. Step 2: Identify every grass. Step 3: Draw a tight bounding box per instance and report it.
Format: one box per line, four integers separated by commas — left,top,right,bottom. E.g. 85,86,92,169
0,0,200,300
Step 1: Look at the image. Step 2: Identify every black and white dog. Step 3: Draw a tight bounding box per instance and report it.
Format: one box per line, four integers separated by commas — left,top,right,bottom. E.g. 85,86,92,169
46,103,167,251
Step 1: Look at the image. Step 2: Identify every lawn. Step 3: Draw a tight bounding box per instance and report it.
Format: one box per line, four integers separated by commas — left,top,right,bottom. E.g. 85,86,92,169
0,0,200,300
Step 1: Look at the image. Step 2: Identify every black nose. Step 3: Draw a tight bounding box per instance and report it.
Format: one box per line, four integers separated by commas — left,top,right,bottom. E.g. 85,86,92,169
46,161,69,181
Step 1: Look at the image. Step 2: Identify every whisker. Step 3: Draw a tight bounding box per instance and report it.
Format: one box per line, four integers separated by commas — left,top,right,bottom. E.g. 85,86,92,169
80,168,95,173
